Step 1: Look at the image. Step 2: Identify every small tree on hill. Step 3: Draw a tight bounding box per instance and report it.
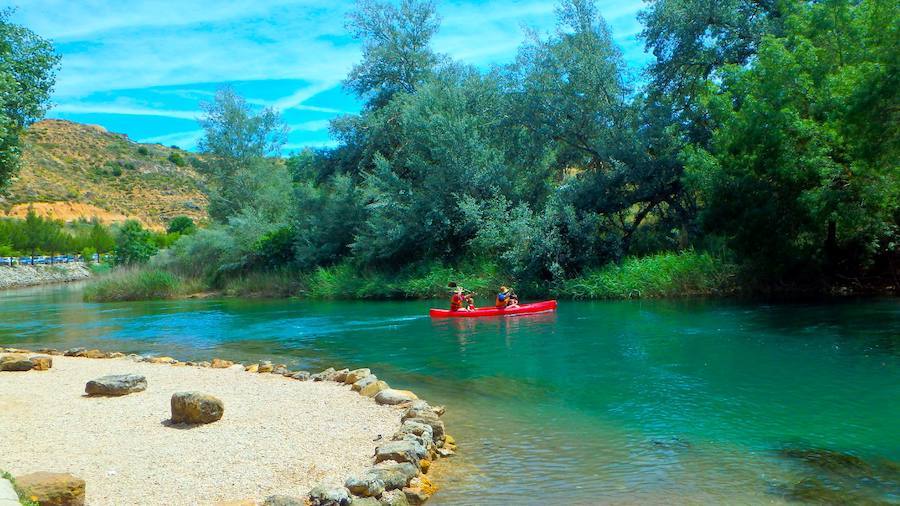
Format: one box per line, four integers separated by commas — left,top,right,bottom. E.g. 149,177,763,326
167,215,196,235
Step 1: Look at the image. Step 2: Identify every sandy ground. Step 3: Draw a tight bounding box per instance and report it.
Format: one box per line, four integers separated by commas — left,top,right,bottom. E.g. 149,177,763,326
0,357,401,505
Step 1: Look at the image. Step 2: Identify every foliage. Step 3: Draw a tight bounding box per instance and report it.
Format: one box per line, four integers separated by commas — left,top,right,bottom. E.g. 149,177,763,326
0,209,116,257
113,220,157,265
1,469,40,506
166,215,196,235
344,0,440,109
562,251,736,299
682,0,900,282
0,8,60,188
167,151,186,166
83,267,199,302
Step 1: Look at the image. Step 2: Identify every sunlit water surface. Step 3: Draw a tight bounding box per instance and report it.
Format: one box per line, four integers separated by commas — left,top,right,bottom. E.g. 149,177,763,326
2,283,898,505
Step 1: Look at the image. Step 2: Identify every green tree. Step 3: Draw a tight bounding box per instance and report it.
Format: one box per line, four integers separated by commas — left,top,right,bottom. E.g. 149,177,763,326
345,0,440,109
197,87,289,222
89,220,115,254
0,8,61,187
683,0,899,281
167,216,196,235
114,220,157,265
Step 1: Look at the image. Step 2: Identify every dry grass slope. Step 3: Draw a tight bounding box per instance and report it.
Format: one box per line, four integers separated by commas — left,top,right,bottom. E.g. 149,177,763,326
1,120,208,229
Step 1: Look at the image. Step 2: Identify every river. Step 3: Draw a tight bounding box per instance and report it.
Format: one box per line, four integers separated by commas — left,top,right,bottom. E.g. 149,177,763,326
2,283,898,505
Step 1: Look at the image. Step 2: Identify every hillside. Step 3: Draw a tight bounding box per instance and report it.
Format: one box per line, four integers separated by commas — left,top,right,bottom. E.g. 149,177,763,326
0,120,208,230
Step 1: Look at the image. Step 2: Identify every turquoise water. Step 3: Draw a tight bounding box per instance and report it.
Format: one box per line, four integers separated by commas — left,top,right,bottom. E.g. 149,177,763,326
2,283,899,504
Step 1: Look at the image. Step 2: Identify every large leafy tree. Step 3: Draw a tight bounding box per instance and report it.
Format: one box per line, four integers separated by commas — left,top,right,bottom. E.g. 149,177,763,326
0,8,60,188
683,0,899,281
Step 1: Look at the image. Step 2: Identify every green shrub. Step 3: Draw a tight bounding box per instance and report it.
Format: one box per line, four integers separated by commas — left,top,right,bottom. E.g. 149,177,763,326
222,268,301,297
167,152,186,167
560,251,737,299
136,146,149,156
166,216,195,235
2,469,39,506
83,267,199,302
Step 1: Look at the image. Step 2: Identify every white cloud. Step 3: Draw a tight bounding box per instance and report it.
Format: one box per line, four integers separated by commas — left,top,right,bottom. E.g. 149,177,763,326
52,103,200,120
138,129,204,148
289,119,332,132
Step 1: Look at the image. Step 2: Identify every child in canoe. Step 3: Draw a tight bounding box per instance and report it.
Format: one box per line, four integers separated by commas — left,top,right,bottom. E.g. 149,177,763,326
450,285,475,311
495,286,520,309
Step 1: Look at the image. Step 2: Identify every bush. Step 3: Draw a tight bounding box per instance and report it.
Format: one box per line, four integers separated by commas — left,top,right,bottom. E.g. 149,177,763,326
136,146,149,156
114,220,157,265
561,251,737,299
167,216,196,235
83,267,199,302
81,246,96,263
167,152,186,167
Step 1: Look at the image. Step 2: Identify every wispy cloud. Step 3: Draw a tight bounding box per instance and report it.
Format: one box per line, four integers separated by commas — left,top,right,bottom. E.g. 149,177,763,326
138,129,204,149
12,0,648,150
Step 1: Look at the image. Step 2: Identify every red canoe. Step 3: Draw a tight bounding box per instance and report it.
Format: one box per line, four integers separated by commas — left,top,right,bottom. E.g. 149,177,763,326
429,300,558,318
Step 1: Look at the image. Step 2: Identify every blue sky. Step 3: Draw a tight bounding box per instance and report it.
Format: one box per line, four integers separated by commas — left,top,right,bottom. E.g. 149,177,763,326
9,0,649,152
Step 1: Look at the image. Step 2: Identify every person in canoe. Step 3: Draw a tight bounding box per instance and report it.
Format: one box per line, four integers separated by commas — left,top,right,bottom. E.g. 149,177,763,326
449,283,475,311
495,286,520,310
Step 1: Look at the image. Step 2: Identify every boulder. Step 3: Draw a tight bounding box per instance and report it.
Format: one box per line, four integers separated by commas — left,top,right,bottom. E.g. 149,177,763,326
29,355,52,371
359,380,389,398
349,498,380,506
245,363,259,373
345,473,385,497
291,371,311,381
307,484,350,506
36,348,60,356
85,374,147,396
263,495,305,506
332,368,350,382
0,358,33,372
351,374,377,392
375,440,427,466
378,490,410,506
145,356,176,364
402,475,437,506
210,358,234,369
83,349,108,359
64,348,86,357
374,389,418,406
344,368,371,385
15,472,85,506
402,411,445,442
366,461,418,491
107,352,126,359
0,477,19,506
311,367,336,382
257,361,274,373
170,392,224,424
272,365,289,375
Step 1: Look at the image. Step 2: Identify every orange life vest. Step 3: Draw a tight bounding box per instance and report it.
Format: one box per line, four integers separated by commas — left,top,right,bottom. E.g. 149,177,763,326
450,293,463,311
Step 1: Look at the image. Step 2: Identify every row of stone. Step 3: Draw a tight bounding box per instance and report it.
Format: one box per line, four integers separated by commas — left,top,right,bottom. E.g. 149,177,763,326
2,347,456,506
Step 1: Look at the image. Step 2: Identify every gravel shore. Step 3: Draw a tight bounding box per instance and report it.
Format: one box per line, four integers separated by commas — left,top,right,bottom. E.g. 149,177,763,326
0,356,402,505
0,264,90,289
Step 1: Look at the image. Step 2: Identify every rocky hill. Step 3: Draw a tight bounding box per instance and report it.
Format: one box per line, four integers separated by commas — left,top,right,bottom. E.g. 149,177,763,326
0,120,208,230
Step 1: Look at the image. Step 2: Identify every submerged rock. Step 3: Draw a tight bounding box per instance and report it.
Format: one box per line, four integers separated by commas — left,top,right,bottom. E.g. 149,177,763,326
779,447,874,478
15,472,85,506
402,475,437,505
170,392,224,424
85,374,147,396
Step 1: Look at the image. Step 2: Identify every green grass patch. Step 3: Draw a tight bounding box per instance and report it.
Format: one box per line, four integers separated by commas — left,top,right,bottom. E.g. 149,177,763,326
560,251,737,299
83,267,201,302
221,268,303,298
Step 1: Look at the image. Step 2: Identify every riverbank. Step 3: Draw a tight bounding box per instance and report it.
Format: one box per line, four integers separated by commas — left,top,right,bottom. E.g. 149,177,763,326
0,264,91,290
0,348,453,506
85,251,748,302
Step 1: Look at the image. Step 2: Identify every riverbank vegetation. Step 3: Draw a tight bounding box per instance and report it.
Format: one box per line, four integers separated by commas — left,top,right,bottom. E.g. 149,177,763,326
83,0,896,302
